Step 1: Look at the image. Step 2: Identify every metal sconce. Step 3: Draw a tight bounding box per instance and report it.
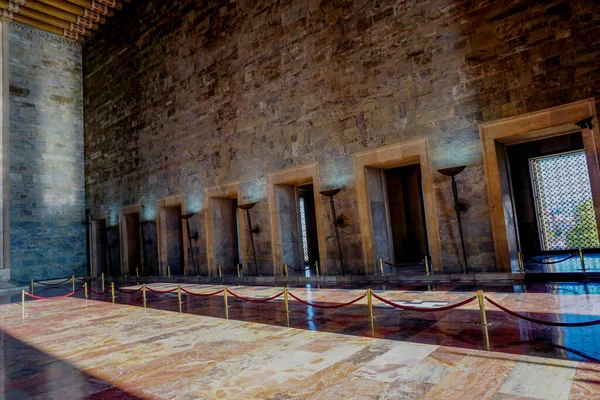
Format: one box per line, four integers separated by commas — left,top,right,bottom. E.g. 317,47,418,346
438,166,469,274
319,188,347,276
238,202,259,276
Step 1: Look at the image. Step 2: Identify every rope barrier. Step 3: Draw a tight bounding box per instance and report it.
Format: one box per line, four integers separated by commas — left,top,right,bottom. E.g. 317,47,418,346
219,265,239,273
114,286,143,294
33,277,72,286
226,288,284,303
24,285,84,301
180,287,223,297
287,292,366,309
485,296,600,327
89,287,111,296
74,275,101,282
522,253,577,265
371,293,477,312
383,260,424,268
146,286,178,294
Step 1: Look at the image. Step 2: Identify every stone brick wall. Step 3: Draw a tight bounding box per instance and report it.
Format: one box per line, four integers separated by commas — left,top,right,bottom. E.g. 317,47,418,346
83,0,600,274
9,23,86,282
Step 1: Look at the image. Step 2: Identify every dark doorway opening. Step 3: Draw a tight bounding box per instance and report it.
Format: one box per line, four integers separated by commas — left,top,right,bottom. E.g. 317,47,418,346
105,225,120,276
165,205,184,275
384,164,429,264
298,184,320,269
90,219,107,277
124,213,141,276
506,132,600,256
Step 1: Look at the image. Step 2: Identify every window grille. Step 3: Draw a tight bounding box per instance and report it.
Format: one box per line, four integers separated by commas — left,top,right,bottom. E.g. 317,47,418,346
530,150,600,251
299,196,310,263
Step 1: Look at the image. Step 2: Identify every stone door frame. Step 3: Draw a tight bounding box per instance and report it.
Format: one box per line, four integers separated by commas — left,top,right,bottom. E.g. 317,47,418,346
119,204,143,276
204,182,247,276
267,163,327,276
480,99,600,272
353,139,442,274
156,195,189,277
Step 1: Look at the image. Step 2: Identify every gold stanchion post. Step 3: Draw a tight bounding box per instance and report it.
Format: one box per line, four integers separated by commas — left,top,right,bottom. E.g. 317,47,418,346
284,263,289,277
237,264,241,278
223,286,229,319
518,251,524,273
111,282,115,303
477,289,488,327
315,261,320,277
84,283,88,299
219,264,222,278
101,272,105,292
580,249,585,272
168,265,171,278
284,287,289,314
425,256,431,276
367,288,374,320
142,284,147,308
22,290,25,320
72,275,75,292
177,285,182,312
379,259,384,276
30,279,34,295
136,267,139,278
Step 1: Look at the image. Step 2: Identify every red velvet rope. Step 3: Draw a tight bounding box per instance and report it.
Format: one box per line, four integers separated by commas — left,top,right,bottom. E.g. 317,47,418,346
146,287,178,294
220,266,239,273
371,293,477,312
485,296,600,327
180,287,223,297
287,292,366,309
114,287,143,294
24,291,76,300
226,288,283,303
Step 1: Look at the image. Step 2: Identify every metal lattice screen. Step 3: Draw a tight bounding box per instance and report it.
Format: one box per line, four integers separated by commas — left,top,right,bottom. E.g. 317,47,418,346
299,196,310,263
530,150,600,251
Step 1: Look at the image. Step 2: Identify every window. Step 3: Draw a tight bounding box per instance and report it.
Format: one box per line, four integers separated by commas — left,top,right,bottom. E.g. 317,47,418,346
530,150,600,251
299,196,310,263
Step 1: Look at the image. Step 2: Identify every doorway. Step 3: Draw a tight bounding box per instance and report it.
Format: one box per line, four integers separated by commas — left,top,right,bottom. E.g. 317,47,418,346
506,132,599,255
267,164,327,275
384,164,429,264
208,196,242,273
156,195,189,277
164,205,185,275
90,218,107,277
119,205,142,276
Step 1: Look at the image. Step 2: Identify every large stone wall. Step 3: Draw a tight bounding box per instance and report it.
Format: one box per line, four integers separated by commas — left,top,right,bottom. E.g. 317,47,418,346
9,24,86,282
83,0,600,274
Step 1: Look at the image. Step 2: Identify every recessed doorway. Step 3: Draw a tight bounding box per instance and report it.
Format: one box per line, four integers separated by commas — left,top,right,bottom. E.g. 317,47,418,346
354,139,442,274
119,205,143,276
156,195,188,277
205,182,247,276
90,216,107,277
267,164,326,275
507,133,600,256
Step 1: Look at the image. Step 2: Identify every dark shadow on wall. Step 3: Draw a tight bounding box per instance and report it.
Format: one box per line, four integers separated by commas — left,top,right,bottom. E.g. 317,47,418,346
8,24,87,283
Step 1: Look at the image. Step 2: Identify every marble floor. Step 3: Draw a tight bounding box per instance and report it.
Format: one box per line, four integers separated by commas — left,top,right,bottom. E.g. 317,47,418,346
1,282,600,399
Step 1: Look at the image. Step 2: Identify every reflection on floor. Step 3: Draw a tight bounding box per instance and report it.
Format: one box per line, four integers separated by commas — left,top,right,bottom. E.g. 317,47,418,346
524,252,600,273
1,282,600,399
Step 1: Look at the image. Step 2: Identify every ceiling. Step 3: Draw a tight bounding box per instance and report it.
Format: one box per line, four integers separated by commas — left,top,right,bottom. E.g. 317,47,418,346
0,0,128,43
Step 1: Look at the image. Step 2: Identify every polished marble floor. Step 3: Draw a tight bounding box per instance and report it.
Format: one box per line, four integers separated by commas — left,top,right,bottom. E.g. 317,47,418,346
2,281,600,399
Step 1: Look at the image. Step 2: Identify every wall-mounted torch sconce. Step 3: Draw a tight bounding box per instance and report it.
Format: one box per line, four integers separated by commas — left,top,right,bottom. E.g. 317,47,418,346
319,188,347,275
437,166,469,274
238,202,259,276
181,213,198,276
